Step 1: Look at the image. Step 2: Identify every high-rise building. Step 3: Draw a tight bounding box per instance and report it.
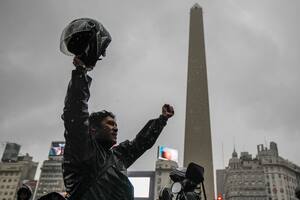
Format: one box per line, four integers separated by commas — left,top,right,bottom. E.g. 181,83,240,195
34,142,65,200
34,160,65,200
1,143,21,162
0,151,38,200
184,3,215,199
216,169,226,198
217,142,300,200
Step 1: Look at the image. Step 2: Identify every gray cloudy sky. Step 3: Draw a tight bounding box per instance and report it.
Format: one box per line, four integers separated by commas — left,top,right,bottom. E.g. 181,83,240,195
0,0,300,180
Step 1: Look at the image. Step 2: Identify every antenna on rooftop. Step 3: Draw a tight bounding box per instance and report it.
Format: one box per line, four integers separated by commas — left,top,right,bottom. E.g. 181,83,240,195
264,136,268,147
222,142,225,168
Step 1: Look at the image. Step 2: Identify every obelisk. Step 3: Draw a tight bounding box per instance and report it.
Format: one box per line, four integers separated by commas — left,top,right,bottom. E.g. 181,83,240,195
184,4,215,199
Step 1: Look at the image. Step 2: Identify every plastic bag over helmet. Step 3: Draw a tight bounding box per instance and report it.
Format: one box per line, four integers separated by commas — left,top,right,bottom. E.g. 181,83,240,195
60,18,112,68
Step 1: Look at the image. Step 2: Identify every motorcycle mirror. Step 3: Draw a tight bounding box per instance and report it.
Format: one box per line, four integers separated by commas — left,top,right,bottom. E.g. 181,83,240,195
171,182,182,194
186,162,204,185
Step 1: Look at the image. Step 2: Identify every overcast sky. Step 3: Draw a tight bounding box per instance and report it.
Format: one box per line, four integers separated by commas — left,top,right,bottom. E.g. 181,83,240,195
0,0,300,181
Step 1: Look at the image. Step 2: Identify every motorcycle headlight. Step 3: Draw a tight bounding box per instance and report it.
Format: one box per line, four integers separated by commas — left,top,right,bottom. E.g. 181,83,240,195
171,182,182,194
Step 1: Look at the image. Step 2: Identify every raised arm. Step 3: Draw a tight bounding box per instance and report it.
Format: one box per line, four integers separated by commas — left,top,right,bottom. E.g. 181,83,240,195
62,65,93,162
113,104,174,168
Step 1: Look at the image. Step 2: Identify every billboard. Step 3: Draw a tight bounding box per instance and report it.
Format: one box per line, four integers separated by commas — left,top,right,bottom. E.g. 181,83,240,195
158,146,178,162
48,141,65,158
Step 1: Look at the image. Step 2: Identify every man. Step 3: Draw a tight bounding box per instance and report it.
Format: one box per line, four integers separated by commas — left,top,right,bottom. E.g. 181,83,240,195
61,19,174,200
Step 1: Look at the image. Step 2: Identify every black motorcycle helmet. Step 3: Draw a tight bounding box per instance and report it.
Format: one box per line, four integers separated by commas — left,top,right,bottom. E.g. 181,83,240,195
37,192,65,200
60,18,112,70
17,184,32,200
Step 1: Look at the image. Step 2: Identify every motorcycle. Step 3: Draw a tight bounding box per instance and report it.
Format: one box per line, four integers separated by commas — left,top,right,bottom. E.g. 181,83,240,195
159,162,206,200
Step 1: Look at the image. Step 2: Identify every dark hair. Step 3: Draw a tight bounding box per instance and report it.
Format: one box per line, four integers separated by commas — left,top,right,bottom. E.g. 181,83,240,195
89,110,115,127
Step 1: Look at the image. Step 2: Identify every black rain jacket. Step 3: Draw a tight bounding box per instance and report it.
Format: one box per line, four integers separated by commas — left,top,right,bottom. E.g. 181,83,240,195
62,69,168,200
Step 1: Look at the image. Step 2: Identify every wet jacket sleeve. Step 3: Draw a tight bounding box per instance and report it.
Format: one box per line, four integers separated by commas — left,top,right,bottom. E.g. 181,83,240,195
62,69,93,162
113,115,168,168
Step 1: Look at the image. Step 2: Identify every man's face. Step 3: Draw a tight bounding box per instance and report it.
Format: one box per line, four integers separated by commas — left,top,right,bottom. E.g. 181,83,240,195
95,116,118,147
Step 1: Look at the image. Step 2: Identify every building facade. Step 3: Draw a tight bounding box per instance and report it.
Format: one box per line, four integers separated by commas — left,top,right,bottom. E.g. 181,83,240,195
223,150,267,200
34,141,65,200
0,152,38,200
217,142,300,200
216,169,226,198
34,160,64,200
154,159,178,200
257,142,300,200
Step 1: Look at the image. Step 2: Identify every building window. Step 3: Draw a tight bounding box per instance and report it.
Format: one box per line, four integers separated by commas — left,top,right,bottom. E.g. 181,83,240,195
280,188,284,193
